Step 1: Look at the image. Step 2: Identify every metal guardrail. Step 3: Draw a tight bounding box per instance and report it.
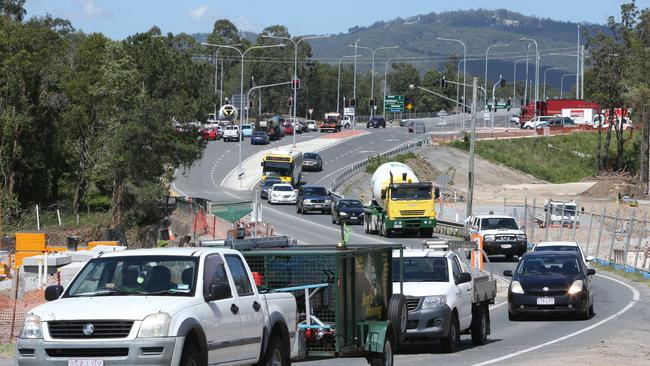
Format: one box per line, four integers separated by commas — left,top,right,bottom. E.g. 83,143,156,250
434,219,467,238
328,136,433,193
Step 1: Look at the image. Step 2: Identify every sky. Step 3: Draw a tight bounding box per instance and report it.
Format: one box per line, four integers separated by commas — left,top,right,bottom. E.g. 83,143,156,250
24,0,650,39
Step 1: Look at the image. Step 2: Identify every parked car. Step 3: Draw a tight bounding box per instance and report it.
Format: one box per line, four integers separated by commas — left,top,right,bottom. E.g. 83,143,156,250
504,251,595,321
223,125,241,141
621,195,639,207
241,123,253,137
296,185,331,214
260,177,283,198
268,183,297,204
331,199,365,224
302,152,323,171
305,120,318,131
297,120,309,133
532,241,594,267
251,130,270,145
367,117,386,128
522,116,554,129
201,127,219,141
19,247,298,366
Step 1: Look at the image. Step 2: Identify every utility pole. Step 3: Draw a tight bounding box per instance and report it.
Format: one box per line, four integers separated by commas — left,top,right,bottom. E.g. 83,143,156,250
467,77,478,218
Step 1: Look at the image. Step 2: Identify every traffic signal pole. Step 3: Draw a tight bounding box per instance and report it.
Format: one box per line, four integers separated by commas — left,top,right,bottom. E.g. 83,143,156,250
467,77,478,218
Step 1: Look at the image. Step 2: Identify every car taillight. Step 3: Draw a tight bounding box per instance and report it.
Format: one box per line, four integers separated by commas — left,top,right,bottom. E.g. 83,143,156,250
252,272,265,286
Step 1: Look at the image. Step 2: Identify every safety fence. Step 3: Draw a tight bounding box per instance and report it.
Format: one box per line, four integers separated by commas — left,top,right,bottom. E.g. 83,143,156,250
502,200,650,276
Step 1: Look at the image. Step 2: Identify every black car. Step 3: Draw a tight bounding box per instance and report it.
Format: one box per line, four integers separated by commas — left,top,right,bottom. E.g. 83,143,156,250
296,185,331,214
332,199,365,225
367,117,386,128
302,152,323,171
503,251,595,321
260,178,283,199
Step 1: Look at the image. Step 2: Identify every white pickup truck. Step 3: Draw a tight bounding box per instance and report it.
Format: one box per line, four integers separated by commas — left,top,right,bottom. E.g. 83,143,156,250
392,244,496,353
16,247,297,366
223,125,242,142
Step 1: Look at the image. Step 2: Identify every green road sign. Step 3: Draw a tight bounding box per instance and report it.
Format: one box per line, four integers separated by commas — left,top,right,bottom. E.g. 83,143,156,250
384,95,404,113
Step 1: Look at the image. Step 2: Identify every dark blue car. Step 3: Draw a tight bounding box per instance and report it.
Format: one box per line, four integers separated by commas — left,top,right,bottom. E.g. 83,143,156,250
251,130,270,145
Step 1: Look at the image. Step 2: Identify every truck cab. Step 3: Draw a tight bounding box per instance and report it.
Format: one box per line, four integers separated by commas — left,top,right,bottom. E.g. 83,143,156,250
17,248,297,366
392,242,495,353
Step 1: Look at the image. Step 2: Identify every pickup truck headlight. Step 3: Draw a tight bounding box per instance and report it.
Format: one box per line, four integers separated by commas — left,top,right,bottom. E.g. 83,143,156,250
516,234,527,241
138,313,171,338
510,280,524,294
421,295,446,309
21,314,42,339
568,280,584,295
484,234,495,242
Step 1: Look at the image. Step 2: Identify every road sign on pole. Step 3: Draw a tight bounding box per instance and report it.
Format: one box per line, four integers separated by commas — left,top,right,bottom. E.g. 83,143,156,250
384,95,404,113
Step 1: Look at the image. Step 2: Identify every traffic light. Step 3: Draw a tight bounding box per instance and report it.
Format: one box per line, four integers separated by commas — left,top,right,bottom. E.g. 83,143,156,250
369,97,376,107
287,97,293,107
440,76,447,88
349,98,357,107
248,99,254,109
500,78,507,87
291,79,301,90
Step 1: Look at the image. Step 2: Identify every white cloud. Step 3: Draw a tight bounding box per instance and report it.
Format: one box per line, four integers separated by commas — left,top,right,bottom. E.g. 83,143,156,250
187,4,214,22
76,0,111,18
232,16,261,33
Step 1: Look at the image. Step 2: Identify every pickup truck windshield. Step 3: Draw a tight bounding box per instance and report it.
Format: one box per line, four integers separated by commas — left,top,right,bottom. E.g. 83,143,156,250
391,186,432,200
66,256,198,297
392,257,448,282
304,187,327,196
480,217,519,230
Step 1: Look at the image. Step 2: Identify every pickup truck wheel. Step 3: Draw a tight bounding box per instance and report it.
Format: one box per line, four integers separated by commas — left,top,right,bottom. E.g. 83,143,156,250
441,313,460,353
369,335,394,366
180,342,201,366
471,304,488,345
257,335,288,366
388,294,407,342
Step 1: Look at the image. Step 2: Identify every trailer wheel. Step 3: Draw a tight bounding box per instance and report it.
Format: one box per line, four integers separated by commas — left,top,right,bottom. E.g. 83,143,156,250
471,303,489,345
388,294,407,342
369,334,394,366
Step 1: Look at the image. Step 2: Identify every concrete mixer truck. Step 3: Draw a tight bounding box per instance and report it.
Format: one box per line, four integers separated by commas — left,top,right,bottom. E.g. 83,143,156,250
364,162,439,237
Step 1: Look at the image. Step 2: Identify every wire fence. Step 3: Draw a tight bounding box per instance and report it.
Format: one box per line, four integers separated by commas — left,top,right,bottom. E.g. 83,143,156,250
504,200,650,275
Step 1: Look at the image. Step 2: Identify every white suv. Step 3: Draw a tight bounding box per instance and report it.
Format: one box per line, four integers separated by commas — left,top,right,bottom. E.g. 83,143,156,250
223,125,241,142
522,116,554,129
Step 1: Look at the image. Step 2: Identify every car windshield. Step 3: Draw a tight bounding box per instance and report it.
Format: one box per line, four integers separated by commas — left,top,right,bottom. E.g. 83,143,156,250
392,257,448,282
480,217,519,230
242,125,252,130
391,186,432,200
263,162,291,176
66,256,198,297
339,200,363,208
518,255,581,275
304,187,327,196
273,185,293,192
304,153,319,159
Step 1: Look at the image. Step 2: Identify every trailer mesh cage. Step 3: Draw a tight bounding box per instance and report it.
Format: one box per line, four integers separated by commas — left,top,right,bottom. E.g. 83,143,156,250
242,245,401,356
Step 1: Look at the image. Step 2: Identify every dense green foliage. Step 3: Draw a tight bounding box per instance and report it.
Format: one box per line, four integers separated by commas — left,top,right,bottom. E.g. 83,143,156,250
365,152,418,174
451,132,638,183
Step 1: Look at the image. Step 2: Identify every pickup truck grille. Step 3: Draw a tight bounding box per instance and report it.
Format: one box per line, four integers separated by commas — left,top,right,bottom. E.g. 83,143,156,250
406,298,420,312
46,348,129,358
400,210,425,216
310,199,325,203
496,235,516,241
48,320,133,339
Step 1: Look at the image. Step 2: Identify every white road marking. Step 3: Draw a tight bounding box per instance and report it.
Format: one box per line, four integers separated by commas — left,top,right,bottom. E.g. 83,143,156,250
471,274,641,366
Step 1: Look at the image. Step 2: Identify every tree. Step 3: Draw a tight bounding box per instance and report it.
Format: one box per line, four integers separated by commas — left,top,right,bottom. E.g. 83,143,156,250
0,0,25,21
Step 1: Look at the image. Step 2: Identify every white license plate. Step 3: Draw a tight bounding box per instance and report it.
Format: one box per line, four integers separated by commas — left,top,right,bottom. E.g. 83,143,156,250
537,297,555,305
501,244,512,249
351,217,357,220
68,361,103,366
394,224,402,228
313,204,321,208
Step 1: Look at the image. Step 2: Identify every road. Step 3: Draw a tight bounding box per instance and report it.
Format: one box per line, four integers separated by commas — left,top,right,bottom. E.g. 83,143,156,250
169,122,650,365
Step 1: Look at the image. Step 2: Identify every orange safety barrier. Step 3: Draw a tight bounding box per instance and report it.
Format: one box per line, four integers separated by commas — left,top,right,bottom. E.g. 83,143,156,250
470,234,485,271
87,241,120,250
15,232,46,252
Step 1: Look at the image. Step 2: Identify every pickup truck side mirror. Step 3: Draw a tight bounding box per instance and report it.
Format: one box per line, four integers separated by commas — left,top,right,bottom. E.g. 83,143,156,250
502,270,513,277
586,268,596,276
456,272,472,284
45,285,64,301
205,282,231,302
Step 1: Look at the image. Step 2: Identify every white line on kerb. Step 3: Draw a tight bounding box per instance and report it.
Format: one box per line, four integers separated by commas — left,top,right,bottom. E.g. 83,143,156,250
472,274,641,366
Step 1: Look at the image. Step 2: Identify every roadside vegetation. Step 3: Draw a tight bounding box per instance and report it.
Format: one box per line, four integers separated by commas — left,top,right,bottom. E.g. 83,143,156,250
450,132,638,183
0,342,14,359
592,263,650,287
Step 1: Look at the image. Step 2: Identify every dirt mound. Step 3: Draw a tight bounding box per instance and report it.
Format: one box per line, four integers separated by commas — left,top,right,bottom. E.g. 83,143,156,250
580,174,638,199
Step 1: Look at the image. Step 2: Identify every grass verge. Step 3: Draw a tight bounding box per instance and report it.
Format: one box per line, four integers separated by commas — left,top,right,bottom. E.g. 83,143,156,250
592,263,650,287
450,131,637,183
365,152,418,174
0,343,14,359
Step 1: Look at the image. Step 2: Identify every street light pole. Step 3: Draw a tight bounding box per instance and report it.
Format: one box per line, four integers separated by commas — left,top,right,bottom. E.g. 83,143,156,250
513,59,527,106
262,34,330,147
521,38,539,117
437,37,466,126
352,44,399,119
353,39,360,130
484,43,509,107
337,55,361,115
467,77,478,217
560,73,577,98
543,67,567,100
202,42,285,185
383,57,416,123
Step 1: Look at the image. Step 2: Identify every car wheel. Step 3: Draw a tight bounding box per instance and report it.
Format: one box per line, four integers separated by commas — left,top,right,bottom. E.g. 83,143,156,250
579,304,591,320
255,335,287,366
180,341,201,366
441,312,460,353
471,304,489,345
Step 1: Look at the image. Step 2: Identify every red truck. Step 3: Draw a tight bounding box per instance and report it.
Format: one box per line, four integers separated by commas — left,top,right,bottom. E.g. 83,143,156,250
520,99,600,125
